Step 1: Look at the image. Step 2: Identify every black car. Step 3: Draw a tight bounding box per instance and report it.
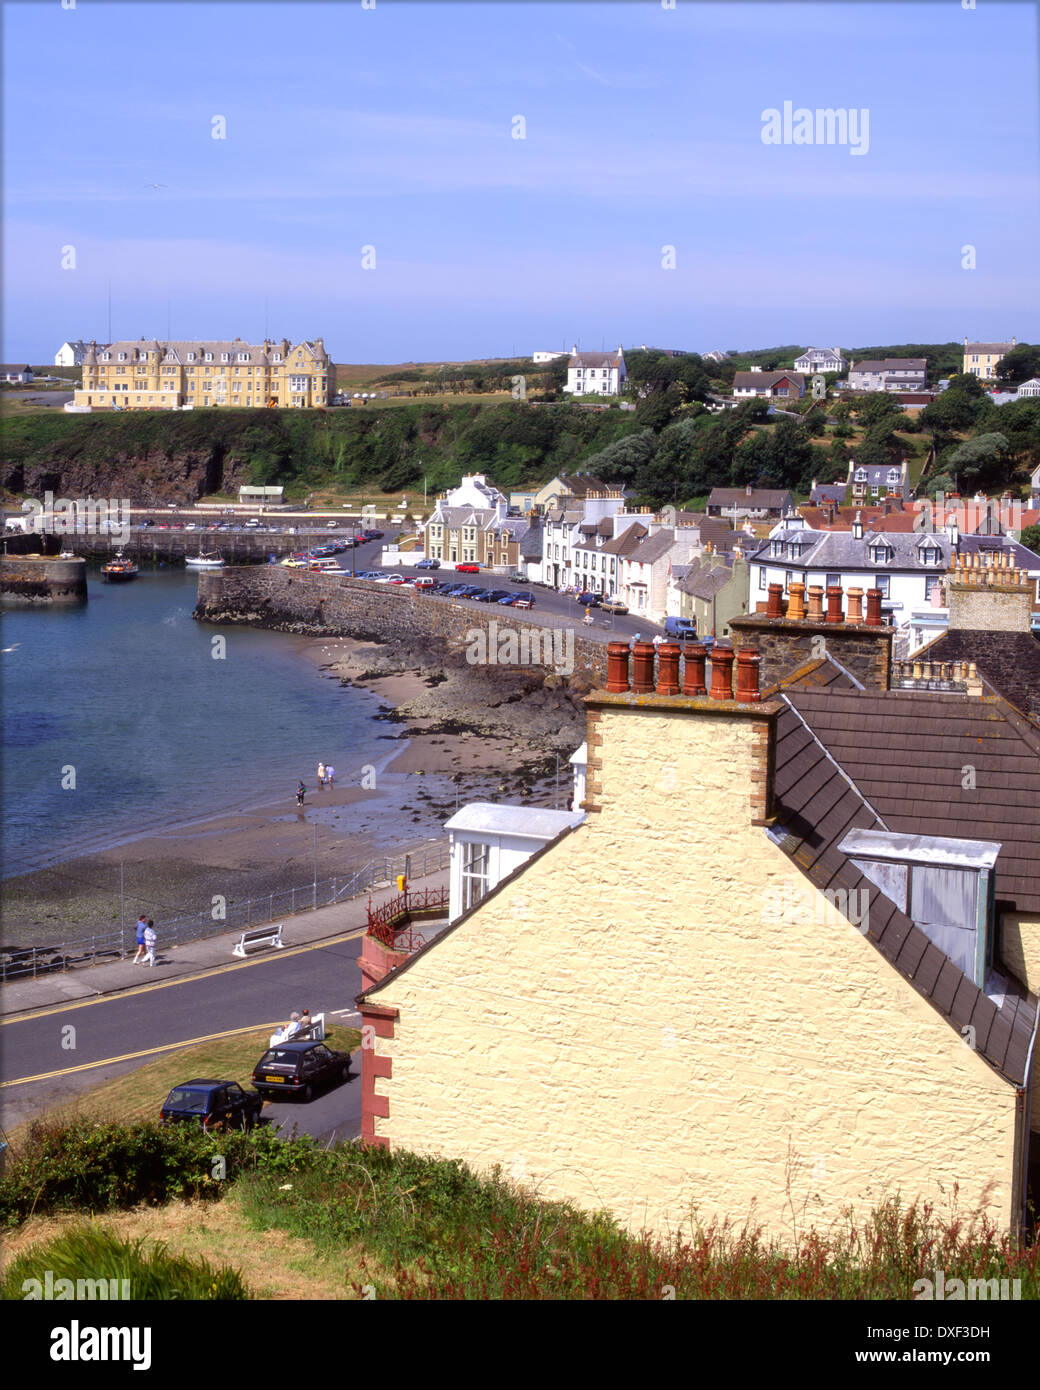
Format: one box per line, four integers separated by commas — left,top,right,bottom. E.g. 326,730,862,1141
159,1078,263,1131
251,1040,352,1101
576,591,601,607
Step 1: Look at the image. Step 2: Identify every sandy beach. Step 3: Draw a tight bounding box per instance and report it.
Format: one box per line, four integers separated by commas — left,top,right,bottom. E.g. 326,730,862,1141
2,633,587,949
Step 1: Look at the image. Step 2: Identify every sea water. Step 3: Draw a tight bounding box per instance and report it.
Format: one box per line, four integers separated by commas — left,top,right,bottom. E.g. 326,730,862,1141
0,569,401,878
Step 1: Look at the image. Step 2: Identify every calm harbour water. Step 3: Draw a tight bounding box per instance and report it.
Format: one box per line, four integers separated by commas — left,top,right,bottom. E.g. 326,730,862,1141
0,568,396,879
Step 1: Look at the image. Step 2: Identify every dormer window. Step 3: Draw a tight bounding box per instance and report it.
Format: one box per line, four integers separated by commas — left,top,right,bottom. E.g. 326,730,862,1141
854,468,867,482
238,353,249,362
204,352,213,362
838,829,998,988
887,468,901,484
118,352,127,361
187,352,196,362
918,544,941,566
221,353,230,362
101,353,110,362
869,543,894,564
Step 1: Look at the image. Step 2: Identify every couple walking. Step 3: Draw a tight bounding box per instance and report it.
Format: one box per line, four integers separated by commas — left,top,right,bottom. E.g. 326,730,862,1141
317,761,336,789
133,915,157,966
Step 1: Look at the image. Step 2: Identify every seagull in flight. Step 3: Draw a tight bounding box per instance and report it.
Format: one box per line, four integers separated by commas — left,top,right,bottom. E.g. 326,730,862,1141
145,183,168,189
1,642,21,653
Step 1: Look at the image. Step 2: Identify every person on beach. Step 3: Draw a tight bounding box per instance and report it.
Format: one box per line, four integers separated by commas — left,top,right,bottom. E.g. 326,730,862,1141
317,761,326,789
133,914,148,964
143,919,157,967
297,781,306,806
326,764,335,788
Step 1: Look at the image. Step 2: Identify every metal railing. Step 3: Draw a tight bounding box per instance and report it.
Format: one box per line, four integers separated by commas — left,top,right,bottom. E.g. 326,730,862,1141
366,886,451,949
0,840,451,982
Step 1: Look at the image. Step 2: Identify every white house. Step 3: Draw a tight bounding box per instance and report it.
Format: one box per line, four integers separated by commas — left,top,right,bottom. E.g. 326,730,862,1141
732,371,804,400
54,340,94,367
445,803,585,922
793,348,846,374
532,350,568,364
749,514,952,623
847,359,927,392
564,345,627,397
1,364,34,384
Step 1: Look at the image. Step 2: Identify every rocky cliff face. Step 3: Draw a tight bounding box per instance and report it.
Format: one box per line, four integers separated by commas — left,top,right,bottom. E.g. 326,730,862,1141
4,441,243,505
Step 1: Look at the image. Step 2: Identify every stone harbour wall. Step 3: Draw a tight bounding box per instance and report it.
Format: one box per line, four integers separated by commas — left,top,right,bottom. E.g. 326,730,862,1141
193,566,609,680
1,554,88,605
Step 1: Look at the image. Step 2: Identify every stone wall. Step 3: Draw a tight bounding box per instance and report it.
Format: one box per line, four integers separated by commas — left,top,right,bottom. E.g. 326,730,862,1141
1,555,87,605
729,614,893,692
193,566,609,681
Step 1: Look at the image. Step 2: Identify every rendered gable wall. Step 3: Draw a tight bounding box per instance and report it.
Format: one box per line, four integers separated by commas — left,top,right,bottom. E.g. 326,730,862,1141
368,701,1018,1239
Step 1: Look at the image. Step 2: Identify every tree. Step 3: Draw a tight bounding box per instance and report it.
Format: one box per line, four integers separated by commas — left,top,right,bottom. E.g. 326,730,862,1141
996,344,1040,387
855,392,904,429
1020,524,1040,554
944,432,1009,492
946,372,985,398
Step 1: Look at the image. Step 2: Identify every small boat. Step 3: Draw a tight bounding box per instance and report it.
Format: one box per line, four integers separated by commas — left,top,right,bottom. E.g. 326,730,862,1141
101,552,138,582
185,553,225,569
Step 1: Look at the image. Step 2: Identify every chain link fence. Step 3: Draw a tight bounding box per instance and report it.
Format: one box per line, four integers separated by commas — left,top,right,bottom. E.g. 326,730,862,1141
0,841,450,982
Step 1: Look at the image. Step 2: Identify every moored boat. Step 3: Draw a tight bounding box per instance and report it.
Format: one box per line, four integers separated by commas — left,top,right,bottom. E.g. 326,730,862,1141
101,552,138,582
185,553,225,569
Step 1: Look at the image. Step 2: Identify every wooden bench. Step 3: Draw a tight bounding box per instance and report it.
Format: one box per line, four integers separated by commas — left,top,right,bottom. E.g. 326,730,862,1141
233,924,284,958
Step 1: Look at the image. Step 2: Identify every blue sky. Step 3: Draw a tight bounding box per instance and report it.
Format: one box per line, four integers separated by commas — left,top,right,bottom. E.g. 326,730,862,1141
4,0,1038,363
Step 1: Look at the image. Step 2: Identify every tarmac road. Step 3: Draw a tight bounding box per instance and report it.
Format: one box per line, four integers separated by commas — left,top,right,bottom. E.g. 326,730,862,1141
1,912,448,1142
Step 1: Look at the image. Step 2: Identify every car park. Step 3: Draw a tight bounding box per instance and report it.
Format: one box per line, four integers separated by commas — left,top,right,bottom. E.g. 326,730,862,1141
414,557,440,569
251,1040,352,1101
159,1078,263,1131
480,589,512,604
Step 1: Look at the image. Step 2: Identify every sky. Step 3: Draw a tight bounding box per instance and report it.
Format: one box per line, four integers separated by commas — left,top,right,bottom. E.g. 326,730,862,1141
4,0,1039,364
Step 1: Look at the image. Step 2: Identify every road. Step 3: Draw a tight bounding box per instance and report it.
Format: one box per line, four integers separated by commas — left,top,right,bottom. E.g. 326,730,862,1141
2,931,378,1142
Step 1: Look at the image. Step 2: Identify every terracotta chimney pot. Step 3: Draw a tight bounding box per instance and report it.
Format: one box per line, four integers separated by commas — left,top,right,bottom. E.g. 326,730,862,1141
846,587,864,625
631,640,656,694
682,643,707,696
735,648,762,703
787,582,806,621
606,641,631,694
766,583,784,619
864,588,883,626
656,641,681,696
825,584,844,624
807,585,825,622
709,644,735,701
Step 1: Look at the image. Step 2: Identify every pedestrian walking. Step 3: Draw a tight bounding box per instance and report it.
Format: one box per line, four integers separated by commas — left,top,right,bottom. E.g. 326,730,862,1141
317,761,326,789
325,764,335,788
143,919,157,967
133,914,148,964
296,780,306,805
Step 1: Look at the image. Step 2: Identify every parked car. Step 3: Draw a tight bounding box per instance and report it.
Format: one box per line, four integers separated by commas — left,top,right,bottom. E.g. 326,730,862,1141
326,521,340,529
664,616,697,639
600,599,629,615
576,591,601,607
251,1041,352,1101
443,583,472,597
159,1079,263,1131
455,563,480,574
511,592,536,609
412,576,436,590
414,557,441,569
140,518,155,528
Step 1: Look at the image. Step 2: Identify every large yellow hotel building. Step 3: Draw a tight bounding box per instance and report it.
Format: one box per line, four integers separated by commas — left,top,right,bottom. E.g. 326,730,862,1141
73,337,333,410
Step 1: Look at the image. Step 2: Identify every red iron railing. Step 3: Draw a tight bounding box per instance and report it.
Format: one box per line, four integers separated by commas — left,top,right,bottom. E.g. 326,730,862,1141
366,886,450,950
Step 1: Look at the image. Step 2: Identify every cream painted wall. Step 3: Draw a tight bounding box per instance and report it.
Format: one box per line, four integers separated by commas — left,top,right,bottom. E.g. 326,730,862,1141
1001,914,1040,997
370,704,1019,1241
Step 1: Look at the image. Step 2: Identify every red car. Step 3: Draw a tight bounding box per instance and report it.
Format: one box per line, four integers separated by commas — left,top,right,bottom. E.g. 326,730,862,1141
456,563,480,574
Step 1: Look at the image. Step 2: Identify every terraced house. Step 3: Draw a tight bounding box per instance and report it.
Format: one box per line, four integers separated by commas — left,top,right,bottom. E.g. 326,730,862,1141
357,607,1039,1243
72,336,333,410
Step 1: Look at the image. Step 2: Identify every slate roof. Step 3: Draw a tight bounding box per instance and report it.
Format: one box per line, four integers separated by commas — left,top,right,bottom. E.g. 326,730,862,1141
923,630,1040,726
679,558,734,600
809,484,847,506
519,521,544,559
732,371,804,391
599,522,648,556
568,351,624,369
851,359,926,373
965,342,1014,354
708,488,794,512
553,473,609,498
754,527,950,571
955,535,1040,572
771,662,1039,1087
628,530,677,567
697,516,744,552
